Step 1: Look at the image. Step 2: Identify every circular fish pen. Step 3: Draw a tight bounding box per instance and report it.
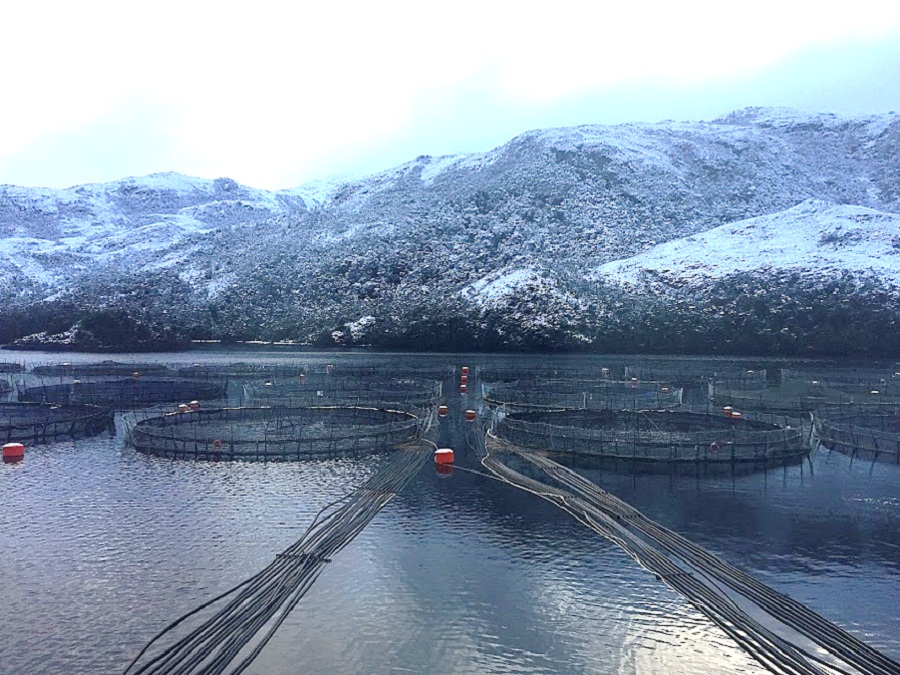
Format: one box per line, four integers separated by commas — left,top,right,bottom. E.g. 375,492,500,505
781,369,900,396
19,378,227,408
174,363,309,381
128,405,424,461
31,361,170,377
0,402,109,443
478,365,620,384
707,380,892,415
243,377,443,409
483,379,683,411
813,406,900,463
491,408,807,463
625,364,766,387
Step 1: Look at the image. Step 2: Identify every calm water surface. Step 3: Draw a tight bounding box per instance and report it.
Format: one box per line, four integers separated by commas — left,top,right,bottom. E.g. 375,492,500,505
1,350,898,674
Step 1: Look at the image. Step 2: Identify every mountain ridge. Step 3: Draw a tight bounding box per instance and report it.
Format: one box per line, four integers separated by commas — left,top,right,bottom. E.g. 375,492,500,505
2,107,899,354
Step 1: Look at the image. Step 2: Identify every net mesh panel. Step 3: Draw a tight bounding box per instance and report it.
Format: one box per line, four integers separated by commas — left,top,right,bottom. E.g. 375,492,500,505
478,366,620,383
813,405,900,463
707,381,897,414
20,378,227,407
0,402,109,443
781,369,900,395
625,364,767,387
493,409,806,462
31,362,170,377
483,379,683,410
129,406,423,460
244,377,442,408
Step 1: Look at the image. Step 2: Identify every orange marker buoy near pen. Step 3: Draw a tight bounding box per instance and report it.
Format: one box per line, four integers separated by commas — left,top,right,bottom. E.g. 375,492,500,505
434,448,455,465
3,442,25,463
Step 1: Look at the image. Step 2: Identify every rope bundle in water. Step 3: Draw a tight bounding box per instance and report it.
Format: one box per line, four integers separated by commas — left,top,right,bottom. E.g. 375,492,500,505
123,442,430,675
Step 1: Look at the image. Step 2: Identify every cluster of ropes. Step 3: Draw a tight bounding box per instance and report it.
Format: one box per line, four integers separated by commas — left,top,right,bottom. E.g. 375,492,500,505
470,427,899,675
123,441,432,675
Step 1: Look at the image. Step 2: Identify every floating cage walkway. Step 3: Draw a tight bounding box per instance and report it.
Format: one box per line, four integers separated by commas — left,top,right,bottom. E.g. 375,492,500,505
128,405,426,461
0,402,109,443
492,408,807,463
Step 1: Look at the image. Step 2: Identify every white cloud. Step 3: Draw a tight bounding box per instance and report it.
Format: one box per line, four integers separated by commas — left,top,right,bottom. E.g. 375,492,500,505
2,0,899,188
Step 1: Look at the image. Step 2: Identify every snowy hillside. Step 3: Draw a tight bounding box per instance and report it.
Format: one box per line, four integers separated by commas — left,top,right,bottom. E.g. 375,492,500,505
1,107,900,354
595,200,900,287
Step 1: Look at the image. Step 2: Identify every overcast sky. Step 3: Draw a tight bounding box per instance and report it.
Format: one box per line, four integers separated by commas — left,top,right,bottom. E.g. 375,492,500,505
2,1,899,190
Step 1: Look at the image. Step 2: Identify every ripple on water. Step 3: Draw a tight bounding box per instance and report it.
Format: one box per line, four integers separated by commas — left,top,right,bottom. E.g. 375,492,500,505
2,358,899,673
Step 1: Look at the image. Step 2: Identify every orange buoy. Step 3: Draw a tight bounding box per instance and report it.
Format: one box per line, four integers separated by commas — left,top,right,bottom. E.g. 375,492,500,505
723,406,733,417
459,383,468,394
465,409,477,421
460,374,468,385
3,442,25,463
460,366,469,375
189,400,200,411
434,448,455,465
438,405,449,417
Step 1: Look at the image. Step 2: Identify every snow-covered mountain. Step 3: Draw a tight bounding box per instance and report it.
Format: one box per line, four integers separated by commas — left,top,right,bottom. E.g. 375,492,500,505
2,107,899,354
595,200,900,288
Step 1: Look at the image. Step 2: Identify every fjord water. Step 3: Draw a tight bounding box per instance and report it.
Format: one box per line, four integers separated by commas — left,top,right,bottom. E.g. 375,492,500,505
1,351,898,674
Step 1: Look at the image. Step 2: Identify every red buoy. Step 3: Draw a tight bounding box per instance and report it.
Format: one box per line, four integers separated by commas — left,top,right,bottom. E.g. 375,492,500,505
299,373,306,382
465,409,477,422
435,463,454,476
434,448,455,465
178,403,190,413
459,384,468,394
460,366,469,375
723,406,733,418
132,371,141,380
460,374,468,385
189,400,200,411
438,405,449,417
731,411,743,420
3,442,25,463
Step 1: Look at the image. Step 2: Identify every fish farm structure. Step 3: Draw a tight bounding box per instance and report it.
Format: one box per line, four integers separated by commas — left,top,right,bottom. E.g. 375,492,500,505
483,379,683,410
127,405,427,461
243,377,443,409
813,405,900,463
31,361,171,377
0,402,109,443
490,408,807,463
18,377,227,408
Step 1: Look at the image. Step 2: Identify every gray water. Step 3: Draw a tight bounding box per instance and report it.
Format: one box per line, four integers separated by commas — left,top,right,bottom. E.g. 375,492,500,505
1,350,898,674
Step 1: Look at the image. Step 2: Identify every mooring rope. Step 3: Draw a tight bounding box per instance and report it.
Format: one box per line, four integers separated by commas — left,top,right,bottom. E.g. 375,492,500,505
469,425,898,675
123,441,431,675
